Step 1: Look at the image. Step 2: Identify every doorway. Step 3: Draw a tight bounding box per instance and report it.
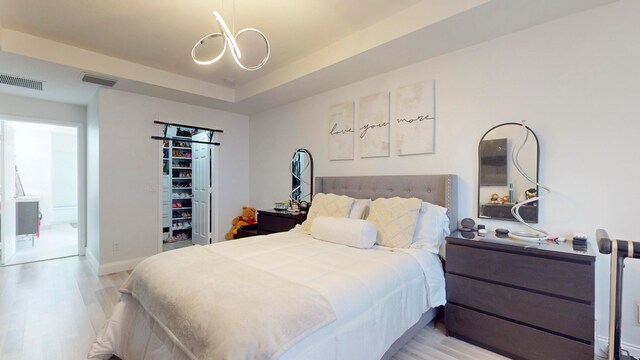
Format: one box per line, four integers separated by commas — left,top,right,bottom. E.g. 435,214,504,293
160,127,215,252
0,120,80,266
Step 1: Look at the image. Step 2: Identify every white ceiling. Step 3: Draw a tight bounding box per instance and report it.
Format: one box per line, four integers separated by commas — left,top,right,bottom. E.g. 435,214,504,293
0,0,616,115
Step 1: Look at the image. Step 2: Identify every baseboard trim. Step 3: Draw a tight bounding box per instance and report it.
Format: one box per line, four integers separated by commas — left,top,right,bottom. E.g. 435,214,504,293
85,248,99,274
98,256,146,276
597,335,640,357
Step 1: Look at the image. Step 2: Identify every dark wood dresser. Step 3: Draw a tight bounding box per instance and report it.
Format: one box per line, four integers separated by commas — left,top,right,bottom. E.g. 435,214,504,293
445,232,595,360
236,209,307,238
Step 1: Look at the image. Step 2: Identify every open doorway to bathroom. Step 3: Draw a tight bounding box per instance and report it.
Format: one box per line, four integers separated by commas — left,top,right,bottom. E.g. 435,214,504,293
0,120,79,266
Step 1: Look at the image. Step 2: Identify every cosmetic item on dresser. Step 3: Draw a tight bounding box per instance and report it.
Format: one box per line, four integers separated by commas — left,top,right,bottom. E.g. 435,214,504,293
572,233,588,252
459,218,475,232
445,231,595,360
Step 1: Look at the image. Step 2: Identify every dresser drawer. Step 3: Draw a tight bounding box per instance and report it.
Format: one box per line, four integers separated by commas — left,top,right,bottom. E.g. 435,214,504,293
446,274,593,342
446,243,594,302
446,304,593,360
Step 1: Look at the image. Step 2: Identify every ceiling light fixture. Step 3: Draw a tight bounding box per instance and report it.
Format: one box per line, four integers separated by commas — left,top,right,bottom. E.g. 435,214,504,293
191,10,270,71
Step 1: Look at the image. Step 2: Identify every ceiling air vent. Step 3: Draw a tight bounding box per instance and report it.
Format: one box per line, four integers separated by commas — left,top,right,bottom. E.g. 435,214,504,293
0,73,43,91
81,73,117,87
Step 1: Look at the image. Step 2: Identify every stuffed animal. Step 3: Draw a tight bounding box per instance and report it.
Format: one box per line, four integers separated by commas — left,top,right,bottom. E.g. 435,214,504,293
225,206,257,240
490,193,500,204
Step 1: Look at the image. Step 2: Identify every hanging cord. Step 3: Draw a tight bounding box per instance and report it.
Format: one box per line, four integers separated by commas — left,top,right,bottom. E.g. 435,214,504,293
510,120,550,239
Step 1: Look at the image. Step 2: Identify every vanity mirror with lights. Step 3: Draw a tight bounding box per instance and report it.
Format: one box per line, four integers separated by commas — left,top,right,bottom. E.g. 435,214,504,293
477,123,539,223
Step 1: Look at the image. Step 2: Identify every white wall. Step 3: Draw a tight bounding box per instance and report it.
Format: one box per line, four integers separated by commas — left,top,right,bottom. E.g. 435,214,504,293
86,93,100,264
0,92,86,125
94,88,250,273
250,0,640,354
51,131,78,222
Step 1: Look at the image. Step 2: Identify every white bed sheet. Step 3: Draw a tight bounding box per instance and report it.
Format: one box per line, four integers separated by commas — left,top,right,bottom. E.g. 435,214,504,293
89,228,445,360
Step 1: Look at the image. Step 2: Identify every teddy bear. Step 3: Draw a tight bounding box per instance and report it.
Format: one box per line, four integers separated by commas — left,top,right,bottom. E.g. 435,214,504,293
225,206,257,240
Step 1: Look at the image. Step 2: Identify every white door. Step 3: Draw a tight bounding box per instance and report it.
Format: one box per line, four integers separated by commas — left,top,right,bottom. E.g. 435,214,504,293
191,132,211,245
1,122,17,265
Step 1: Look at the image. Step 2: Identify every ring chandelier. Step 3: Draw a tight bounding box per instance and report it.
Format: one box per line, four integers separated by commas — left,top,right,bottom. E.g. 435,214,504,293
191,11,270,71
509,120,551,241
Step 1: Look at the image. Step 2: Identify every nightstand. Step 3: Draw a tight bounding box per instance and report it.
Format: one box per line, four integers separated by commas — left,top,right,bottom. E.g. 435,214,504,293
445,231,595,360
236,209,307,239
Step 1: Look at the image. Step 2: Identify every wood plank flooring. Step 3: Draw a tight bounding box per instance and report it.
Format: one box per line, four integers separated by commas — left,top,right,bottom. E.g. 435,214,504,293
0,256,506,360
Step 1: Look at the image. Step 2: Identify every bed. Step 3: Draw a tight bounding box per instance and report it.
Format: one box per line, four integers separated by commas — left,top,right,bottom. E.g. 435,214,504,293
88,174,458,360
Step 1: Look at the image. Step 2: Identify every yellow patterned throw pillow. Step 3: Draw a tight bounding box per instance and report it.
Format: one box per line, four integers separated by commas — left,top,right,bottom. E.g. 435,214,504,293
301,193,355,233
367,197,422,248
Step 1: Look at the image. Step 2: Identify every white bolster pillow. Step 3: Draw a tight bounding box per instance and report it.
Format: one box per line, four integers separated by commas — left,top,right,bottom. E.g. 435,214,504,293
311,216,377,249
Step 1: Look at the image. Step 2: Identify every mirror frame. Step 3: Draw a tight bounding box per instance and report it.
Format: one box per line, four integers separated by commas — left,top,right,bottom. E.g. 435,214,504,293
290,148,314,202
477,122,540,223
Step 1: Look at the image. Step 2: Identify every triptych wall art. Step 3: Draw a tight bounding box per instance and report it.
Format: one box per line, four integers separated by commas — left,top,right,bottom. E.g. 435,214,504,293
358,92,390,158
328,101,355,160
328,80,435,161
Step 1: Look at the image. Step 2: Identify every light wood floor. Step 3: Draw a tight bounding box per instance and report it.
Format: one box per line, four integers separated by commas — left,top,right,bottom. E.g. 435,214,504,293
0,256,506,360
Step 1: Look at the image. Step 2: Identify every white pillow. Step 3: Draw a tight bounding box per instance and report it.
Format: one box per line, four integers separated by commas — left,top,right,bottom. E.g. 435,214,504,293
311,216,377,249
410,201,451,254
301,193,355,233
349,198,371,219
366,197,422,248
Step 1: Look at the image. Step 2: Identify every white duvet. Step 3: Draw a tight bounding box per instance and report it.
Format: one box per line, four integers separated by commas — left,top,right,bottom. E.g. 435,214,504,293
89,228,445,360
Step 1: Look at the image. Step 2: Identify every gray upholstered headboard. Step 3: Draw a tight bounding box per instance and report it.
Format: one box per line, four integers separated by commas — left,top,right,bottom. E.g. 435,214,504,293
315,175,458,232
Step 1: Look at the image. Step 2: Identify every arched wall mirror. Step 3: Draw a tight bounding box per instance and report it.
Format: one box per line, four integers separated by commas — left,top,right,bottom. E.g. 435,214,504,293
290,148,314,203
478,123,540,223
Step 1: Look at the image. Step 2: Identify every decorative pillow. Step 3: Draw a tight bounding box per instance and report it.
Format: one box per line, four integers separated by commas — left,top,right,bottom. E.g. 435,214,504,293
311,216,376,249
349,198,371,219
301,193,355,233
410,202,451,254
366,197,422,248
